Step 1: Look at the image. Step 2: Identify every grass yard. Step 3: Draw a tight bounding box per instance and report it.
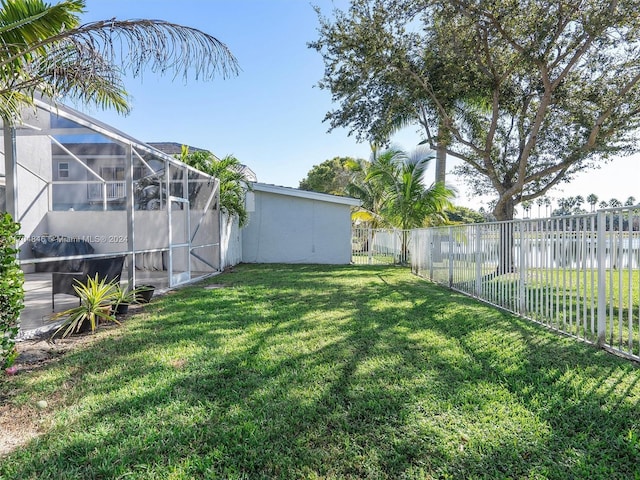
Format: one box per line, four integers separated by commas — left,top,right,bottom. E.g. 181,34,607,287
2,264,640,479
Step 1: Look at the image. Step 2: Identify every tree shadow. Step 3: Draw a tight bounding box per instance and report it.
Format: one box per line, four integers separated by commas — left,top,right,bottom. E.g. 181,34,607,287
3,264,640,479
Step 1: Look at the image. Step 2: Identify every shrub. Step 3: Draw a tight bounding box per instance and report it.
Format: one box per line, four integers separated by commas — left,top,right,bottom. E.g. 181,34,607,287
0,213,24,369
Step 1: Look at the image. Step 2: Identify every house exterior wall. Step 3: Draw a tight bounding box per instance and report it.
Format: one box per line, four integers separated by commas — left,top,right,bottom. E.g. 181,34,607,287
242,187,356,264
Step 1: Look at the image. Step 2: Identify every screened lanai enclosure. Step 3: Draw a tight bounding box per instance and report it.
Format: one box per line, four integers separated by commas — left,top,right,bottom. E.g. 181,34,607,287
2,98,222,333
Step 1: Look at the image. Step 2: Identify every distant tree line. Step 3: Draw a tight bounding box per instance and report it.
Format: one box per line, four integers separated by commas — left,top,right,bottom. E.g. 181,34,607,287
518,195,638,218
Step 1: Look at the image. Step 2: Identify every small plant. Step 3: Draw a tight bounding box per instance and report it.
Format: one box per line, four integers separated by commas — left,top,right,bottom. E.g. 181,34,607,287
112,283,139,315
51,274,120,339
3,346,18,374
134,284,155,304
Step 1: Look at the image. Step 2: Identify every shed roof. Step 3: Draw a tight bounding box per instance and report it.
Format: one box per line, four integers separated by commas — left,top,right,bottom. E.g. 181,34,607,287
252,183,361,206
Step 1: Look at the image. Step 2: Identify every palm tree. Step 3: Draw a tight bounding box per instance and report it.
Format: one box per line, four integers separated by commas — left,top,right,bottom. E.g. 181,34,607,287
555,197,571,216
364,146,454,263
536,197,546,218
625,196,637,206
0,0,238,121
367,148,453,230
587,193,598,212
544,197,552,217
345,145,392,229
554,195,587,216
179,148,251,226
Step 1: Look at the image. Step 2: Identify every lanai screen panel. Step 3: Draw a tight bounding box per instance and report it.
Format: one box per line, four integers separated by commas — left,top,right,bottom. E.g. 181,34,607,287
188,168,220,276
49,117,128,213
15,110,130,260
131,146,169,276
10,102,223,278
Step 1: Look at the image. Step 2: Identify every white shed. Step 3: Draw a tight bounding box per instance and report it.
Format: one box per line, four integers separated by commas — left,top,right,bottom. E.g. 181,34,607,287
242,183,360,264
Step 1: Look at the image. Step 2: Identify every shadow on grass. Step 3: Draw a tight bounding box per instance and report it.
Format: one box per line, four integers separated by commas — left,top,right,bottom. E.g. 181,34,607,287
2,264,640,479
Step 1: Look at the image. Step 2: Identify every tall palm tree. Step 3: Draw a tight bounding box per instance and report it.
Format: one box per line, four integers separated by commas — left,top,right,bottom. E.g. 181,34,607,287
536,197,545,218
544,197,552,217
0,0,238,121
587,193,598,212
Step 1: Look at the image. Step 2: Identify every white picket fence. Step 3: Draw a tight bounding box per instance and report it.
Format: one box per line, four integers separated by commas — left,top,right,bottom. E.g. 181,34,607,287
411,206,640,361
352,228,411,265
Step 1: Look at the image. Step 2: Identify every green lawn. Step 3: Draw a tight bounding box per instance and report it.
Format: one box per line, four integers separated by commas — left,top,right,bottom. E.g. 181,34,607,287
2,264,640,479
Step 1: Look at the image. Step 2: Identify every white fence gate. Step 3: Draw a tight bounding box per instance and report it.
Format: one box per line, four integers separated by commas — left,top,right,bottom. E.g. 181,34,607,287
411,206,640,362
352,228,411,265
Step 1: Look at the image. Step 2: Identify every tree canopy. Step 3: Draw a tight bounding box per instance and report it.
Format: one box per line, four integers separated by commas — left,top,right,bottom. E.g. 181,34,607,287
0,0,238,120
347,146,454,229
298,156,360,196
311,0,640,221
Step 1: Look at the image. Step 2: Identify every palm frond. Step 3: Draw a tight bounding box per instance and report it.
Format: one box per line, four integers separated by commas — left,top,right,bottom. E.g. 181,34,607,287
0,0,239,120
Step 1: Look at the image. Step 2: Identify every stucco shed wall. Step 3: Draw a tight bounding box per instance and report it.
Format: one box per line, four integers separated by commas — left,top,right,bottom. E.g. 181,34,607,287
242,187,356,264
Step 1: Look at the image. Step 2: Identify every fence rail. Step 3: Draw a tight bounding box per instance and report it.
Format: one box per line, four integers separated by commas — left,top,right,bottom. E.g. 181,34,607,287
411,206,640,362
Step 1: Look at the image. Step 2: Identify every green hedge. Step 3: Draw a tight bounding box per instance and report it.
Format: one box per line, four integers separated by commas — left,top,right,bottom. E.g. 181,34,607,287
0,212,23,369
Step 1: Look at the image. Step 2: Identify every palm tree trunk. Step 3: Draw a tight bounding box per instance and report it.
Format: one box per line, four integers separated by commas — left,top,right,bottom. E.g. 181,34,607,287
401,229,409,264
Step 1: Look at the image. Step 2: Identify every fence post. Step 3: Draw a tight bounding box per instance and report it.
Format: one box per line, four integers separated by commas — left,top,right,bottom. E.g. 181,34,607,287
519,221,527,315
367,229,373,265
429,230,435,281
393,228,398,264
448,226,454,287
596,209,606,346
475,225,482,297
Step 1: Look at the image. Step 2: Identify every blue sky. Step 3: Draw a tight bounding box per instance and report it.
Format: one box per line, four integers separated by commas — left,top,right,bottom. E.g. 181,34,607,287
76,0,638,213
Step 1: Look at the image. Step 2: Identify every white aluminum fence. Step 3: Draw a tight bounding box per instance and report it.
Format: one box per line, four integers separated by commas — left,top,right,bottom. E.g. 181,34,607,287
352,228,411,265
411,206,640,361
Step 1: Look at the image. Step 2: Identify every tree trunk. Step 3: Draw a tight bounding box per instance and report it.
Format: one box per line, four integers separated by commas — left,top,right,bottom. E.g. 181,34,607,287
493,197,516,275
435,122,448,185
401,229,409,264
435,139,446,185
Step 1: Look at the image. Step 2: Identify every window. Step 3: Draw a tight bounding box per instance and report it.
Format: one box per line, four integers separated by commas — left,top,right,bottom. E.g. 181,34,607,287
58,162,69,178
100,166,146,180
101,166,125,181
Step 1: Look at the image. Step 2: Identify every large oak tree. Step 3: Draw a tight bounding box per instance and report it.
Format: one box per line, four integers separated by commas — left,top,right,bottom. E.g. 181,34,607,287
311,0,640,222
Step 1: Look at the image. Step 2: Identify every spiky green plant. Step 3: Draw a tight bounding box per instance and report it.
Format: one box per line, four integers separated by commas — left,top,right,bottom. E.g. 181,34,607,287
51,273,120,338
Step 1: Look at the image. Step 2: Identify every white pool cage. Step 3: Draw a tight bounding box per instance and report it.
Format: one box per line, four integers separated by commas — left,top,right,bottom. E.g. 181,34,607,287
1,97,222,332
